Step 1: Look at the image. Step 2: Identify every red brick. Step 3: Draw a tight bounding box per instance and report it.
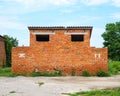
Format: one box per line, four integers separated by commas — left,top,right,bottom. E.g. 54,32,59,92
0,36,6,68
12,27,108,75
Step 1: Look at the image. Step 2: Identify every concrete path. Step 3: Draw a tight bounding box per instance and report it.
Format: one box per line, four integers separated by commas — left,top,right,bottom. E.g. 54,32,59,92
0,75,120,96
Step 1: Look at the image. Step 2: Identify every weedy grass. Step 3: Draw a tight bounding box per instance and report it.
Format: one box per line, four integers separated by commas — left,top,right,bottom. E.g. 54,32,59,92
0,67,19,77
9,91,16,94
0,68,62,77
82,70,91,77
37,82,44,86
63,87,120,96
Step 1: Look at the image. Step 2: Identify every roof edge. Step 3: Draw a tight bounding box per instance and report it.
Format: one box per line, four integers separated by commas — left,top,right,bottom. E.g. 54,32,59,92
28,26,93,30
0,35,5,41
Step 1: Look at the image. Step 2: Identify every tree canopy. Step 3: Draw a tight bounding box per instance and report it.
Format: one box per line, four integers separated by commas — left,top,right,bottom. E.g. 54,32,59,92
102,22,120,61
3,35,18,67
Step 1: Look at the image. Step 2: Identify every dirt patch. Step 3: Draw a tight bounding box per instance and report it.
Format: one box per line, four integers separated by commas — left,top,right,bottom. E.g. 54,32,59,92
0,75,120,96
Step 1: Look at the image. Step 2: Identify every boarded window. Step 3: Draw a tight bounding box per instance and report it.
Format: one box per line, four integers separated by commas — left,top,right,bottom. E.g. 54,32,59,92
36,35,49,42
71,35,84,42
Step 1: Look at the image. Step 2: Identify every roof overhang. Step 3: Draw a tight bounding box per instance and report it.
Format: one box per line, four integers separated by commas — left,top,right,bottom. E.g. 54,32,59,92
28,26,93,37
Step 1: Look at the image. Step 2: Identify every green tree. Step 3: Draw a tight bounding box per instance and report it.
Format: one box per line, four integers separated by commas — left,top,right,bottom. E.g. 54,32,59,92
3,35,18,67
102,22,120,61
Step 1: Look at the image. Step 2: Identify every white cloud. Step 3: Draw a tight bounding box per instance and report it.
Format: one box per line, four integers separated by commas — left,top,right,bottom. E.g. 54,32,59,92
110,12,120,19
80,0,109,6
60,9,73,13
2,0,120,9
16,0,39,8
0,16,28,46
112,0,120,7
79,16,102,23
4,0,76,8
90,28,105,47
49,0,76,5
0,0,77,14
0,16,26,30
4,0,108,8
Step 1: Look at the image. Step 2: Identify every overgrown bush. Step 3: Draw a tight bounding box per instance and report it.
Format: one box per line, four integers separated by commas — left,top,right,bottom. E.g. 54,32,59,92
3,35,18,67
82,70,91,77
71,68,75,76
30,71,62,77
54,70,62,76
97,70,110,77
108,61,120,75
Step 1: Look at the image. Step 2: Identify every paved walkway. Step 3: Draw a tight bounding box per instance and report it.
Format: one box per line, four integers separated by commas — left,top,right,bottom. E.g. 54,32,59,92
0,75,120,96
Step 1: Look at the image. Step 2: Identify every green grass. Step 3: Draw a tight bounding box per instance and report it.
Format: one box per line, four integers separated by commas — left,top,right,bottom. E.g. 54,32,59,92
96,70,110,77
30,71,62,77
81,61,120,77
63,87,120,96
82,70,91,77
0,67,19,77
0,67,62,77
108,61,120,75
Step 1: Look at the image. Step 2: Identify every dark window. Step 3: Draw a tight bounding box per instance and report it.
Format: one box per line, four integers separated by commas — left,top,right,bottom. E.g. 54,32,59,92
71,35,84,42
36,35,49,42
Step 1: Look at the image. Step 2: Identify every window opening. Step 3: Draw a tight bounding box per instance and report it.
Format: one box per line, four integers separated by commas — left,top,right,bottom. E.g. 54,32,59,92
71,35,84,42
36,35,49,42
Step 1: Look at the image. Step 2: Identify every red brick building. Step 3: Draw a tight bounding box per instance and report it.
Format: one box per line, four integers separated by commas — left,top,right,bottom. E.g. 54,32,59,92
0,35,6,68
12,26,108,75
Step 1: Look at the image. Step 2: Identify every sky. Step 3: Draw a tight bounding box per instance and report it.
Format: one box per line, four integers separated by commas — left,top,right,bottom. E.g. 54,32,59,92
0,0,120,47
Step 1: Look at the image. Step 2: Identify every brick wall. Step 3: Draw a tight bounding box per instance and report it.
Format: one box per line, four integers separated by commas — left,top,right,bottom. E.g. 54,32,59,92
0,36,6,68
12,27,108,75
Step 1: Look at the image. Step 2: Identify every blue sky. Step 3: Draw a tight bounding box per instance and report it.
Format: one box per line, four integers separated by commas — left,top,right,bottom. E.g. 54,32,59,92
0,0,120,47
